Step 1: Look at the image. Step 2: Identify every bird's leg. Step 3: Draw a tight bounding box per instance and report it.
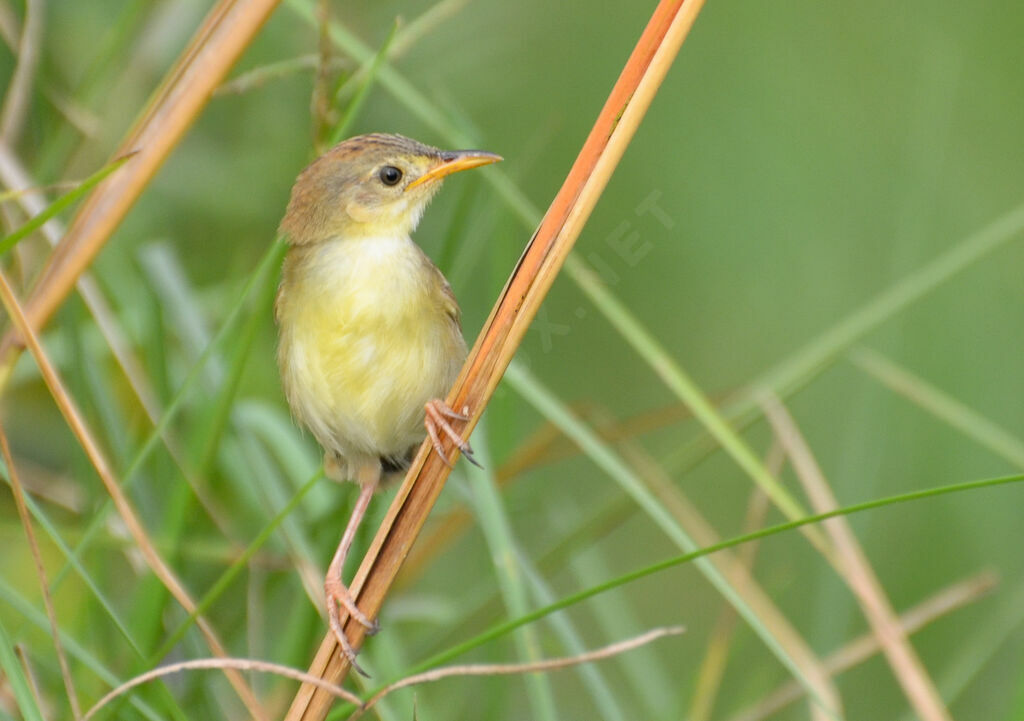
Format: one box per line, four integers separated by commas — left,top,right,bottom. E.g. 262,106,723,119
424,398,481,468
325,462,381,675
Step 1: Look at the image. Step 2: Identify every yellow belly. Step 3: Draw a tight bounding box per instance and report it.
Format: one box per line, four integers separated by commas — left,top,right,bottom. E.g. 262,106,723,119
276,235,466,476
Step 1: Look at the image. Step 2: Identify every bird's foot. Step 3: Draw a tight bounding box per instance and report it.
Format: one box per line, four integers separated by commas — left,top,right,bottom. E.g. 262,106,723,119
326,574,379,677
424,399,481,468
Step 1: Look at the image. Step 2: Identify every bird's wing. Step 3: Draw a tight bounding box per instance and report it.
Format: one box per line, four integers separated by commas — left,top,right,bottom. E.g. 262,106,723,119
415,243,462,332
438,274,462,331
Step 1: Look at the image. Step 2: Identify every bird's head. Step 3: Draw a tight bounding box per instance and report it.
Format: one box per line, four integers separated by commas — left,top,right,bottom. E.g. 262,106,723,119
279,133,502,243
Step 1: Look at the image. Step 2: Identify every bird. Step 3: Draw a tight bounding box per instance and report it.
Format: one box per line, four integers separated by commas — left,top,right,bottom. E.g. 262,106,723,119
275,133,501,670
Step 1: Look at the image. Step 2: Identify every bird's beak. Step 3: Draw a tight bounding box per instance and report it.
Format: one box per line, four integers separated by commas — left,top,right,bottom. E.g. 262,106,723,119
405,149,502,191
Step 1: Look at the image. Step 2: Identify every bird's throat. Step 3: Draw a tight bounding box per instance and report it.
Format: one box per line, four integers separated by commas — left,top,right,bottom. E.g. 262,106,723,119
281,234,434,323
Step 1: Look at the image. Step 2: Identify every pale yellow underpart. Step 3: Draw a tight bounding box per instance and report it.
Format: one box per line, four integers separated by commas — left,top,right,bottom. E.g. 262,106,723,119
276,234,466,481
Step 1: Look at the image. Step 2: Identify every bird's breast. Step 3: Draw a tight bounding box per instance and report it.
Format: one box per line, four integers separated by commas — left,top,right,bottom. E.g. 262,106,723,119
276,235,466,464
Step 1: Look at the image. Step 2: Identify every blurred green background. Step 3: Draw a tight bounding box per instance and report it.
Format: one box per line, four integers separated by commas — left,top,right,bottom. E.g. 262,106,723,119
2,0,1024,719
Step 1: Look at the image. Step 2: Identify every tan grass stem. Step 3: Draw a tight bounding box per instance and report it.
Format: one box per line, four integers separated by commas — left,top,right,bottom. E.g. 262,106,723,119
728,572,999,721
762,392,953,721
0,427,82,719
617,437,842,720
348,627,684,721
0,269,268,721
688,447,778,721
0,144,238,540
0,0,281,387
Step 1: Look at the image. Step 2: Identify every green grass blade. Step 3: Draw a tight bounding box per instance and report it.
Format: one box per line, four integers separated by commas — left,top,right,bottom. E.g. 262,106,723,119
564,254,808,520
503,360,836,718
660,200,1024,477
0,465,144,656
232,401,328,580
0,616,47,721
515,549,631,721
566,541,674,717
464,431,559,721
406,471,1024,677
50,237,287,589
0,153,134,257
150,470,321,662
287,0,472,145
0,579,177,721
327,20,399,146
138,242,224,386
34,1,151,179
852,348,1024,468
756,204,1024,400
192,255,278,476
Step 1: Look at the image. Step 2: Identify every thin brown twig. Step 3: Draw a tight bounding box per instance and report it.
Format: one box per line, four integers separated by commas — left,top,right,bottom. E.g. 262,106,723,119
760,391,953,721
284,3,706,719
349,627,685,721
312,0,332,148
0,0,281,386
81,658,361,721
0,268,268,721
81,627,682,721
727,571,999,721
0,427,81,719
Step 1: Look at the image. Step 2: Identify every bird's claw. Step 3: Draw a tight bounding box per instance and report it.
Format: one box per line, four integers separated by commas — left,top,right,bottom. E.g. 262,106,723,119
424,399,481,468
326,576,378,677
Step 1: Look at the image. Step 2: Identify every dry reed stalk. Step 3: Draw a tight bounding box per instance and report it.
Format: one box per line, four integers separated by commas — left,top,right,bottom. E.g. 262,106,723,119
0,427,81,719
618,438,842,721
0,0,281,386
0,145,238,541
728,571,998,721
688,449,777,721
283,2,706,719
0,269,268,721
761,393,952,721
82,659,362,721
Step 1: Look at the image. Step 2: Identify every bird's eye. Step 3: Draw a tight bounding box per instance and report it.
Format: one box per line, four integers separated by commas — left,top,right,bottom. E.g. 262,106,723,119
379,165,403,186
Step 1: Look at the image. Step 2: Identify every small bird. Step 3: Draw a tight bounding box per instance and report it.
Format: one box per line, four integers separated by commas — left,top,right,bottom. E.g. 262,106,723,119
275,133,501,669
